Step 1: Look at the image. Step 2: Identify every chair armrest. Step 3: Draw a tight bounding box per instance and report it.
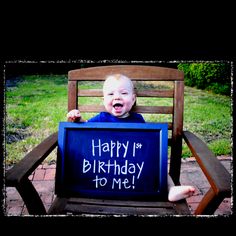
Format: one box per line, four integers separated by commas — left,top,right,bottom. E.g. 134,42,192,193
6,132,58,186
6,132,58,215
183,131,231,196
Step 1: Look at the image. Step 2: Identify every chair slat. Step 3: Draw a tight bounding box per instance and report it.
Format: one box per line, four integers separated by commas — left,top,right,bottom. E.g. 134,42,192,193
69,197,174,207
133,106,173,114
63,197,177,215
69,65,184,81
65,203,177,215
79,105,173,114
78,89,174,98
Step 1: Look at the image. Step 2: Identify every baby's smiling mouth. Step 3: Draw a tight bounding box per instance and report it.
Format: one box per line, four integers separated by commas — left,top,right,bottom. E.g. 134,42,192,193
113,103,123,108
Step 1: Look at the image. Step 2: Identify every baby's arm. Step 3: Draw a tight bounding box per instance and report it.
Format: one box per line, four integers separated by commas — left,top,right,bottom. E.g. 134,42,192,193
67,109,87,122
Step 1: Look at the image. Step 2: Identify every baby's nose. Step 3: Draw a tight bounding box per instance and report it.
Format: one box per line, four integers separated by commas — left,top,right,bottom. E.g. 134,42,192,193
113,92,121,99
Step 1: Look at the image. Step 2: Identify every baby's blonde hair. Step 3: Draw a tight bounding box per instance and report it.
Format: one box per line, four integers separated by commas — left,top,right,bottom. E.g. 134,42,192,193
103,74,135,92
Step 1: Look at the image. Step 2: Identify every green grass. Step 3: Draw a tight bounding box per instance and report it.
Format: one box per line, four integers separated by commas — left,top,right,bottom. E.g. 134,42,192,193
182,87,232,157
5,75,232,165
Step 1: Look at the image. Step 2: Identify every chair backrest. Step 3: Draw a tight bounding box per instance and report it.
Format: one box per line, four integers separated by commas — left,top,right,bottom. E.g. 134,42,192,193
68,65,184,184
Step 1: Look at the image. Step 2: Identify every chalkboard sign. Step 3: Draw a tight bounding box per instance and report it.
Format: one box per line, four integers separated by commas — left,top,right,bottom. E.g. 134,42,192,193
55,122,168,200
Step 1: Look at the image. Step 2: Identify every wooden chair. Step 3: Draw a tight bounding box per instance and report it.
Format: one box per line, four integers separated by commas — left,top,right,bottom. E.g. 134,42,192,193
6,65,231,215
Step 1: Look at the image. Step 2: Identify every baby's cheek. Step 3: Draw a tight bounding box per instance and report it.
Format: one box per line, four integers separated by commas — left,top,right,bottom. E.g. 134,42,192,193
127,103,134,110
105,104,112,112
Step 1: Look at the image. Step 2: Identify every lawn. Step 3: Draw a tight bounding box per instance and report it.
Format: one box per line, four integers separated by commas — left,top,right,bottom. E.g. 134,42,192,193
5,75,232,165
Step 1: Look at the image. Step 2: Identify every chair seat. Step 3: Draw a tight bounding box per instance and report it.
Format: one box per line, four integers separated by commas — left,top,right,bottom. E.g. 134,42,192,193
48,197,191,215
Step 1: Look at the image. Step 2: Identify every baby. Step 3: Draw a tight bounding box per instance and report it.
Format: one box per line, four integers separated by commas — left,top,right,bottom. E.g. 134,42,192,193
67,73,195,202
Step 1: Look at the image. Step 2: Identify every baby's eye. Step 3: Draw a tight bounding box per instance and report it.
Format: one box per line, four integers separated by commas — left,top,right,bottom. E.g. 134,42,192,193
108,93,113,96
121,92,128,95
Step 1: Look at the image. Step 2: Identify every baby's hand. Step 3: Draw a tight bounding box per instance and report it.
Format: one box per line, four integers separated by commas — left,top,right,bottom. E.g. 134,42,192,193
67,109,82,122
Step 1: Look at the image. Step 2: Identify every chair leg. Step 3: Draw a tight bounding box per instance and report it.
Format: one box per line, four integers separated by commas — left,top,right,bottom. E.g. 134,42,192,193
195,188,226,215
16,178,47,215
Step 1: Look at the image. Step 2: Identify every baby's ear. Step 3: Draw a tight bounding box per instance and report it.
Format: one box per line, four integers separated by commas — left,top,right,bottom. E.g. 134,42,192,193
132,93,136,105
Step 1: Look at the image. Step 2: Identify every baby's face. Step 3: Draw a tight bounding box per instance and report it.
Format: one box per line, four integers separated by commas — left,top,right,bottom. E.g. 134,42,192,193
103,76,136,118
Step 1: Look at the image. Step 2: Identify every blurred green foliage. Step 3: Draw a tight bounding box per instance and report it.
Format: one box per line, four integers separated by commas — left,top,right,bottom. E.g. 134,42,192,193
178,63,231,95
